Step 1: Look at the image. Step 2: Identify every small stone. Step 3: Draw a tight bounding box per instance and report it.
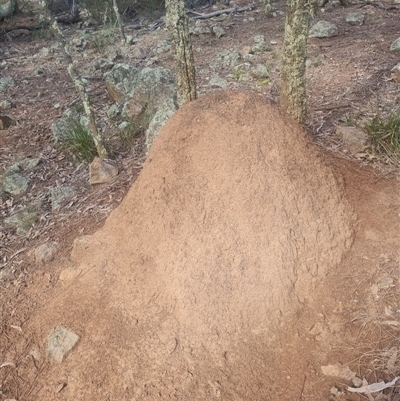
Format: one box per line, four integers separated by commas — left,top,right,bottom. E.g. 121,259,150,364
211,49,241,69
251,64,269,79
35,242,58,265
4,209,38,232
391,63,400,83
352,377,363,388
47,326,79,363
209,77,228,88
154,39,171,54
346,12,365,26
107,104,121,119
89,157,119,185
1,173,29,195
309,21,338,38
50,186,76,210
38,47,50,57
378,276,395,289
118,121,130,130
0,100,12,109
390,37,400,53
241,46,252,55
270,40,277,45
59,267,82,281
252,35,267,53
212,25,226,38
191,26,212,35
17,157,41,171
0,76,15,92
337,126,368,154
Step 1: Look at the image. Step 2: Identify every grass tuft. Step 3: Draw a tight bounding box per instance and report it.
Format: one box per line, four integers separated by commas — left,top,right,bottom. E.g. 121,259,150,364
59,121,99,162
364,111,400,164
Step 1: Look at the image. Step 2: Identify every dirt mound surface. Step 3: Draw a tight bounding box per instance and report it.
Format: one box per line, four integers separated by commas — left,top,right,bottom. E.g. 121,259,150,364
32,91,355,400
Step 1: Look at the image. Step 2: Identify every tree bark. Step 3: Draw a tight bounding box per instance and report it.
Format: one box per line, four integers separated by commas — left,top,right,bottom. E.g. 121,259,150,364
38,0,108,159
280,0,315,125
165,0,197,106
112,0,126,44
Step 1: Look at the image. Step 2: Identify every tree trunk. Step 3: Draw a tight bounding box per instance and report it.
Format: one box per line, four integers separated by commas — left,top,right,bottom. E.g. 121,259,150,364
112,0,126,44
38,0,108,160
165,0,197,106
280,0,315,125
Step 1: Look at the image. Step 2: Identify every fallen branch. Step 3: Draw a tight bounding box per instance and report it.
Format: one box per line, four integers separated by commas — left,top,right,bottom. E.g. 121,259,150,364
0,22,49,36
188,2,255,19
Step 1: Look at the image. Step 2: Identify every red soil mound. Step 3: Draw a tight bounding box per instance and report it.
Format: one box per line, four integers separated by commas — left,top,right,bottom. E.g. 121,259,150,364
34,91,354,400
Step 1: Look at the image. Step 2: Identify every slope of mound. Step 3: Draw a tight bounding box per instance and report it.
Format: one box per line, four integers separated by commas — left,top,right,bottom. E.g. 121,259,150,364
34,91,354,400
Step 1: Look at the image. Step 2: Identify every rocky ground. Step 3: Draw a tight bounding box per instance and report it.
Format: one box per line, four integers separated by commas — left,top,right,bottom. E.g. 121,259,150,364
0,0,400,400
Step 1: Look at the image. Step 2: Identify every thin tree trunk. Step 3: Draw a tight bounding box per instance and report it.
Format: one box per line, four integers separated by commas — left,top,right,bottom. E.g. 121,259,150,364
112,0,126,44
38,0,108,159
165,0,197,106
280,0,315,125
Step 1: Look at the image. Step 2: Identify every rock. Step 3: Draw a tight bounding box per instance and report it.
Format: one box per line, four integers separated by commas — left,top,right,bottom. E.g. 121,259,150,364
14,157,41,171
251,64,270,79
0,99,12,109
47,326,79,363
211,49,242,69
337,126,368,153
352,377,363,388
154,39,171,54
209,77,228,88
146,99,178,151
390,37,400,53
1,173,29,195
104,64,141,103
191,25,212,35
0,115,15,130
123,66,176,124
35,242,59,265
89,157,119,185
272,10,285,17
0,0,16,21
391,63,400,83
93,58,114,73
118,121,130,130
241,45,252,55
377,276,395,289
346,12,365,26
252,35,267,53
51,108,89,142
0,76,15,92
212,25,226,38
321,364,356,380
4,209,38,232
309,21,338,38
59,267,82,281
38,47,50,58
106,104,121,119
50,186,76,210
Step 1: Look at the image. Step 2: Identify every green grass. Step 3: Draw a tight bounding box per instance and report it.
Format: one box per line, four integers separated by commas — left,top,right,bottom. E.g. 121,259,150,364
59,121,99,162
364,111,400,163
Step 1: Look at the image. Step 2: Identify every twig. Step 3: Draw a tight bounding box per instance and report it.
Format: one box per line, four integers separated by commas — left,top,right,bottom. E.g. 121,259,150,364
299,375,307,401
188,2,255,19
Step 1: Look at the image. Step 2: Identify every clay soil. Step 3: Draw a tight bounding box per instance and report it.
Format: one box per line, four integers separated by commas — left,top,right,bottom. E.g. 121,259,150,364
1,1,400,400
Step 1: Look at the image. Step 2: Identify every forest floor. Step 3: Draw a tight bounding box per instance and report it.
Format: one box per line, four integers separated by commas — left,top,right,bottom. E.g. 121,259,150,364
0,0,400,400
